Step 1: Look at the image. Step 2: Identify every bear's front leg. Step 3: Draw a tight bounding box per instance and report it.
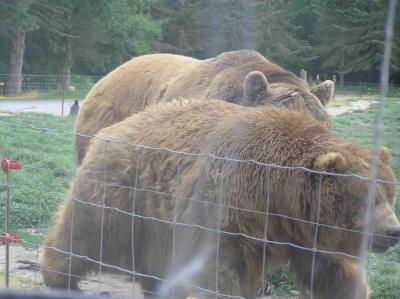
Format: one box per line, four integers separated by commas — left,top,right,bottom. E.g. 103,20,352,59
209,238,261,299
41,197,100,290
290,250,368,299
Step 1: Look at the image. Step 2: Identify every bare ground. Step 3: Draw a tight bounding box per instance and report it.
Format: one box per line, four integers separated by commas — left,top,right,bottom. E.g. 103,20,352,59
0,97,380,117
0,245,296,299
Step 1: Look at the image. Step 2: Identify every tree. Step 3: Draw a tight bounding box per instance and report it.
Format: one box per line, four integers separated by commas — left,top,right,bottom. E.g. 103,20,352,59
255,0,315,71
66,0,162,75
313,0,400,83
0,0,162,92
0,0,69,94
0,0,36,94
1,0,398,83
157,0,313,73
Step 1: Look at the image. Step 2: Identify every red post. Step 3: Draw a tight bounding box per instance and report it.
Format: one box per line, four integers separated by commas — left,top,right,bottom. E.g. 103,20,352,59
2,157,23,173
2,157,22,288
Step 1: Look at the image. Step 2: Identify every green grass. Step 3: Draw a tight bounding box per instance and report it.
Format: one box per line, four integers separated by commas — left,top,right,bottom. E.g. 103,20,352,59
332,97,400,299
0,97,399,297
333,97,400,215
0,86,91,101
267,264,298,296
0,113,75,231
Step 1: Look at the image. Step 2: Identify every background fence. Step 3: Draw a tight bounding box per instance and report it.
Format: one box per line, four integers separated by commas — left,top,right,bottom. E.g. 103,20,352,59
0,75,102,116
0,74,102,99
0,74,400,117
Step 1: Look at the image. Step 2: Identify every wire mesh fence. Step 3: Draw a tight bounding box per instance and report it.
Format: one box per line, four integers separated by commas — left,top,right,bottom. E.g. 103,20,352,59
0,99,399,299
1,73,400,101
0,88,399,297
0,74,102,99
0,1,399,297
0,82,399,297
0,74,102,116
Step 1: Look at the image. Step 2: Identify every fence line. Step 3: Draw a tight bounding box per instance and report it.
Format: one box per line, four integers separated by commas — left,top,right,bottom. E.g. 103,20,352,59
0,74,399,100
3,176,399,243
1,72,399,118
0,118,398,186
1,114,399,297
354,1,398,297
1,61,399,299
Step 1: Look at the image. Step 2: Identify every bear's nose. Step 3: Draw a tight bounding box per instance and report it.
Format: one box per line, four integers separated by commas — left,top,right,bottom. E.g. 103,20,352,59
386,228,400,247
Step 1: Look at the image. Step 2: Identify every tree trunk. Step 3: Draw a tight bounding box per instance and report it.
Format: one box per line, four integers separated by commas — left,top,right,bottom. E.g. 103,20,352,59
339,52,345,86
62,38,72,90
62,64,71,91
62,14,73,91
6,29,26,95
300,69,307,82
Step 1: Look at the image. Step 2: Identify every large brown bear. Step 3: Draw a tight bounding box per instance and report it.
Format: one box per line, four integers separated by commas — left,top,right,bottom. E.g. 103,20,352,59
42,99,399,299
74,50,334,164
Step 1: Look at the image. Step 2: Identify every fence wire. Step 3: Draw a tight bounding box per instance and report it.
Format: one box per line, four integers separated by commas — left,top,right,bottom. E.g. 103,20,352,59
354,1,398,298
0,2,399,297
1,114,399,298
0,73,399,118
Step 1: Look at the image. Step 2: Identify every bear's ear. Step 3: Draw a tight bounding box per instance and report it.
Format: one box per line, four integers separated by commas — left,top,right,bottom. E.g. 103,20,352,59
379,146,391,164
243,71,269,105
311,80,335,107
313,152,347,172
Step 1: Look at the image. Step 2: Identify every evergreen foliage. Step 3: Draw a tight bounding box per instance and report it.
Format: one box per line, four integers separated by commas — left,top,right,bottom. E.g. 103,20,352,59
0,0,399,82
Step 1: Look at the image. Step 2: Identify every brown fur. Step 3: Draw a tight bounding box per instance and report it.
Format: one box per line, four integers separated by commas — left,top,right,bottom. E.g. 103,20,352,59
74,50,334,164
42,100,399,298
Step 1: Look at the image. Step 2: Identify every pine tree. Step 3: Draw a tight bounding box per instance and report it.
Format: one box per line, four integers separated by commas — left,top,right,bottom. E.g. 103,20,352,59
313,0,400,83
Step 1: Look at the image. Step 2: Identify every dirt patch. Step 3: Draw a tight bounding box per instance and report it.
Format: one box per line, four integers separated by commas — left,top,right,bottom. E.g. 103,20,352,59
0,245,296,299
0,110,13,117
0,99,76,116
327,99,376,116
0,245,142,298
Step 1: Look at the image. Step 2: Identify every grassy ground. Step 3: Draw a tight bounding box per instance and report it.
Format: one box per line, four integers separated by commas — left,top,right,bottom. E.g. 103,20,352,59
0,113,75,233
333,97,400,299
0,97,399,298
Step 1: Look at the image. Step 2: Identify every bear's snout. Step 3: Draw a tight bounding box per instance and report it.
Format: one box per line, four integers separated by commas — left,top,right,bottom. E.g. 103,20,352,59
386,228,400,247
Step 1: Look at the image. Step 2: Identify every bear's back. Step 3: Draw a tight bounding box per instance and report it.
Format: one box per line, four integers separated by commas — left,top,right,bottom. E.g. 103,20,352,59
92,99,329,168
74,50,326,165
169,50,307,102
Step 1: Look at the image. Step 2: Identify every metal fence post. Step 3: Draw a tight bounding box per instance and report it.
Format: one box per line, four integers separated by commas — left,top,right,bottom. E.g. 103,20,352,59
61,76,66,117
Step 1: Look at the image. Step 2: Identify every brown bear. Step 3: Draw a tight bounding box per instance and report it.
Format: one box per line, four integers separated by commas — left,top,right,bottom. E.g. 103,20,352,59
41,100,399,299
74,50,335,165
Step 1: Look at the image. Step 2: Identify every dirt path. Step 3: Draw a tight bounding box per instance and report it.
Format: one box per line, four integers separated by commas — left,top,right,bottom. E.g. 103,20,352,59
0,99,76,116
0,98,379,117
0,245,143,298
327,99,376,116
0,245,295,299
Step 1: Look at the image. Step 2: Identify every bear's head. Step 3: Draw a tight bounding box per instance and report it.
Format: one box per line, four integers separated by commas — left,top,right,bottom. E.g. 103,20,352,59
311,146,400,255
241,71,334,126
